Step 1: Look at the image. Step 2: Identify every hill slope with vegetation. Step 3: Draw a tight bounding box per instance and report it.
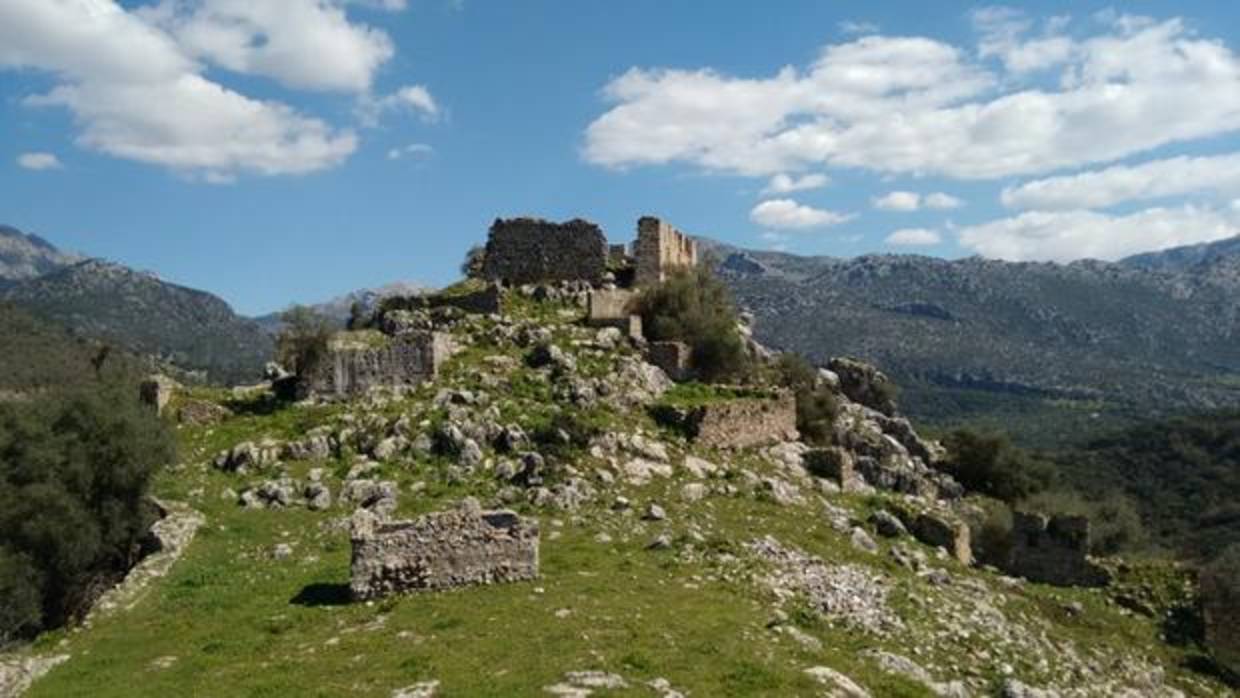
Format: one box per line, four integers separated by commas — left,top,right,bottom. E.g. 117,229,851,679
5,278,1233,697
3,260,272,385
706,238,1240,445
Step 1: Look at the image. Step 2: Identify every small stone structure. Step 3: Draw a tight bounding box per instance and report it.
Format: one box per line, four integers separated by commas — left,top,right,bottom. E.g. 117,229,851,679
634,216,698,286
349,501,540,600
1201,558,1240,676
912,512,972,565
139,375,178,415
483,217,608,285
648,341,692,382
678,390,798,450
1004,512,1110,587
298,331,455,400
587,288,635,326
804,447,860,491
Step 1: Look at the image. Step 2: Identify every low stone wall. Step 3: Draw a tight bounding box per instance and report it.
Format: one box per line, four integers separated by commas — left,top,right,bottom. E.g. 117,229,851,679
648,341,691,381
682,391,798,449
349,502,539,600
483,217,608,285
1201,561,1240,676
587,289,635,326
298,331,454,400
803,447,860,491
1004,512,1110,587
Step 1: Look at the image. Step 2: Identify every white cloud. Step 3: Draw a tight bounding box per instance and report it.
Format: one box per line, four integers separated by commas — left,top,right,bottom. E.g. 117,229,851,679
762,172,829,194
924,192,964,209
387,143,434,160
885,228,941,246
957,205,1240,262
750,199,853,229
838,21,879,36
358,84,440,126
973,6,1075,74
0,0,369,179
145,0,395,93
16,152,62,170
873,191,920,211
584,16,1240,181
1002,152,1240,210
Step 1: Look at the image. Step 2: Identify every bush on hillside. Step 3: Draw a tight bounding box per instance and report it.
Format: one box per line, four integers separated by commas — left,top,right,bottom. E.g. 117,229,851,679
1022,489,1145,555
461,245,487,279
276,305,335,377
0,381,175,646
941,428,1057,502
635,267,750,383
773,354,839,445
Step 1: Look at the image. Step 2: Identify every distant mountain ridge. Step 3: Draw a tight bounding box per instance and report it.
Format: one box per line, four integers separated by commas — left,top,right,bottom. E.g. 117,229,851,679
253,281,431,333
1,252,271,385
706,236,1240,443
0,224,83,283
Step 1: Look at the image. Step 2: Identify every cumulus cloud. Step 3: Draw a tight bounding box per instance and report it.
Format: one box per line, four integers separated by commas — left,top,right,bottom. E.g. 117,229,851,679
885,228,941,246
358,84,440,126
584,15,1240,181
16,152,62,170
762,172,829,194
873,191,921,211
144,0,395,93
924,192,963,209
957,205,1240,262
838,20,879,36
0,0,414,179
1002,152,1240,210
750,199,853,229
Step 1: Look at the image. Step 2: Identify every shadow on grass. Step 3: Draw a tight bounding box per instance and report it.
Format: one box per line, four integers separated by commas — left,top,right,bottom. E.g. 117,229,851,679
291,583,352,607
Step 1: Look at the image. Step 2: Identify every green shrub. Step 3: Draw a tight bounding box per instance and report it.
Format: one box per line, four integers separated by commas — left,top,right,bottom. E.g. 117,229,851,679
773,354,839,445
276,305,335,377
460,245,487,279
965,498,1014,567
0,381,175,645
941,428,1057,502
1022,490,1145,555
634,267,749,383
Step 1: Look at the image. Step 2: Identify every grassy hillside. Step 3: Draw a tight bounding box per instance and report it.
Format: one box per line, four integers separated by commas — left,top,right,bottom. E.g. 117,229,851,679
13,290,1232,697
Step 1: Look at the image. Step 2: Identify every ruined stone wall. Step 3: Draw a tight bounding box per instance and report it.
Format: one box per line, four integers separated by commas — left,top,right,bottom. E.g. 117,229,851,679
1005,512,1110,587
1201,561,1240,675
586,289,636,327
634,217,698,286
483,217,608,285
648,341,692,381
349,504,539,600
298,331,454,400
685,391,798,449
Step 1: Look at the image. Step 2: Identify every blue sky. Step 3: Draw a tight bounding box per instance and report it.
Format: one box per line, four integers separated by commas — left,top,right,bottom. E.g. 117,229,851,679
3,1,1240,315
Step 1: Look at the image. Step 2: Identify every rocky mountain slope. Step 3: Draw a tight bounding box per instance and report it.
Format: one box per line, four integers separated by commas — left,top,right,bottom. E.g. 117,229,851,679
6,286,1231,697
0,224,81,285
2,259,271,385
706,238,1240,443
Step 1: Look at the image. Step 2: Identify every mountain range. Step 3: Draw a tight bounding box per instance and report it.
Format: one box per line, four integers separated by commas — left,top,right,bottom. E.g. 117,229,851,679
707,235,1240,444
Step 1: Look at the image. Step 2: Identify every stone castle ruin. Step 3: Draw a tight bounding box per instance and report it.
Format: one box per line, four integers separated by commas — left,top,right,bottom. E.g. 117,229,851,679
483,218,609,286
483,215,698,290
349,501,539,600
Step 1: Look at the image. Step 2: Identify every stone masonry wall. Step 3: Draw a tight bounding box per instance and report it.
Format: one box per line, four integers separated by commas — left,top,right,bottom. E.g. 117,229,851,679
634,217,698,286
349,503,539,600
685,391,798,449
1005,512,1110,587
483,217,608,285
298,331,454,400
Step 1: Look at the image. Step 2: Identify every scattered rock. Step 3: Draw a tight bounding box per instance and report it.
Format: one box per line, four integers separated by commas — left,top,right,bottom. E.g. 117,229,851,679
803,666,872,698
